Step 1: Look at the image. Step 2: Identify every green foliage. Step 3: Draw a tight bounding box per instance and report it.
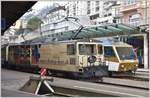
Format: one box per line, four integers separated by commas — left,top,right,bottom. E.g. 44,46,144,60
27,16,43,30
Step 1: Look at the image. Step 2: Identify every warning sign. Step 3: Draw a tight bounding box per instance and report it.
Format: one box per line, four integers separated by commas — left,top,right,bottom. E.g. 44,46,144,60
40,68,47,76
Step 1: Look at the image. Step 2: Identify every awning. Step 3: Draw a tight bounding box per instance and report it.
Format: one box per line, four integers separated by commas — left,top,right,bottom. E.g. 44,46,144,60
21,23,143,44
52,23,142,41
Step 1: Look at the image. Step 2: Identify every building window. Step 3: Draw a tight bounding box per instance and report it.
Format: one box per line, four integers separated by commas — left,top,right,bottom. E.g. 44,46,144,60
113,19,116,23
65,27,68,30
108,13,112,16
87,1,91,6
104,14,107,17
90,14,99,20
124,0,137,5
87,10,91,14
129,14,140,26
87,1,91,14
67,6,69,16
73,12,76,16
95,1,99,7
73,5,76,16
95,7,99,12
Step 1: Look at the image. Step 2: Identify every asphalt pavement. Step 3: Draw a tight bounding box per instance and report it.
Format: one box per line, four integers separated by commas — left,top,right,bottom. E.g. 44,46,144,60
1,68,149,97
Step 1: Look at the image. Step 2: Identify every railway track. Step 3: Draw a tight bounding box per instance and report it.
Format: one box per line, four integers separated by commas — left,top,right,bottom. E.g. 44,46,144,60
79,77,149,90
98,81,148,90
3,68,149,90
6,66,148,81
110,76,149,81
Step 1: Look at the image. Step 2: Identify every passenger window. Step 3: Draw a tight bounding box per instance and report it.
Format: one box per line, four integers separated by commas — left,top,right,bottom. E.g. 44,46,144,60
67,44,75,55
104,46,115,57
98,45,103,54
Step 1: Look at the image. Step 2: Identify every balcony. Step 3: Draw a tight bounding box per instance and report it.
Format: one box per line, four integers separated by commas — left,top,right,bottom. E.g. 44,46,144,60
120,3,146,12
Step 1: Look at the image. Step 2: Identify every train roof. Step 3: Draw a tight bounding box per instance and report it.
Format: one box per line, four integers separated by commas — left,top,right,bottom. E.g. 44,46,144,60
93,38,132,47
5,38,131,47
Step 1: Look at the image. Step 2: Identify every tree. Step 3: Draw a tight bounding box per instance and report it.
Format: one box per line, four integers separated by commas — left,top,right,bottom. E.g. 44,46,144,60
27,16,43,30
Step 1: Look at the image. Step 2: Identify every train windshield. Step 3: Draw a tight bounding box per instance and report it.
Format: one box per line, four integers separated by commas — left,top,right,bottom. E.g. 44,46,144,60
116,47,136,60
79,44,96,55
104,46,116,57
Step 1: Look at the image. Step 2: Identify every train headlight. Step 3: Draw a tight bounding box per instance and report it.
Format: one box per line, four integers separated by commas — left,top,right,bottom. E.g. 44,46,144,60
121,65,124,68
136,64,138,67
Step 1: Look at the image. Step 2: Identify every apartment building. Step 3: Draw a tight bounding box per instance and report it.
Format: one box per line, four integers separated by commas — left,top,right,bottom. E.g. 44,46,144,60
66,0,121,25
120,0,149,27
120,0,149,69
66,1,87,16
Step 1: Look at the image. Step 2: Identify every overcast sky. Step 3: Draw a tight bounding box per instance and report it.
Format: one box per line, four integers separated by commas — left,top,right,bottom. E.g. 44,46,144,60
21,1,68,19
32,1,68,10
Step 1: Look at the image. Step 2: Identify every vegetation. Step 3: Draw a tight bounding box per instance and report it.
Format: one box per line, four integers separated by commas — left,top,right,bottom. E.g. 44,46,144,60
27,16,43,30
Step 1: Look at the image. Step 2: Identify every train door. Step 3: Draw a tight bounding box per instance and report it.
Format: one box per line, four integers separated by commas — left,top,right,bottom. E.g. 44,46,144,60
104,46,119,71
78,43,97,67
31,45,40,65
97,44,104,64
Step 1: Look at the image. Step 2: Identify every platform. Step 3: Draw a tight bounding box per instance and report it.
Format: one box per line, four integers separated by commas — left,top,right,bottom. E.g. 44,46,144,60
1,68,149,97
103,77,148,89
1,88,41,97
137,68,149,72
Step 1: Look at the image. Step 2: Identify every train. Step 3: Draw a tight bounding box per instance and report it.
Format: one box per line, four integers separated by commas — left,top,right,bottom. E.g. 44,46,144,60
1,39,138,78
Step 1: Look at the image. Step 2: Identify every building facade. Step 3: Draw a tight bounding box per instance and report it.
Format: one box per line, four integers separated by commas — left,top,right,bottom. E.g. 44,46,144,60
120,0,149,69
120,0,149,27
66,0,121,25
41,0,122,28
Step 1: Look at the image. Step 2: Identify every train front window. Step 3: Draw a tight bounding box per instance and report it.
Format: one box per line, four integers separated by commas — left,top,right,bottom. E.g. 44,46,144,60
79,44,96,55
104,46,115,57
116,47,136,60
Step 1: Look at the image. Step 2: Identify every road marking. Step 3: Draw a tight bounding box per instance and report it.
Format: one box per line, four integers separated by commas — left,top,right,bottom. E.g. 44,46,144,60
73,86,143,97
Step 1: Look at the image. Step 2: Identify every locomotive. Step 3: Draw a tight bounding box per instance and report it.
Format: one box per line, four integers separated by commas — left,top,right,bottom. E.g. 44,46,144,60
1,39,138,78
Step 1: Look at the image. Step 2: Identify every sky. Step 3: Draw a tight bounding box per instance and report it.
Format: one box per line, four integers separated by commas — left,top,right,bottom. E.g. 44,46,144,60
32,1,68,10
21,1,68,19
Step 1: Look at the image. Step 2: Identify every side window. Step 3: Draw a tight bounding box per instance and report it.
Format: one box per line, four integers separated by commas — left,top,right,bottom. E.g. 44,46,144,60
104,46,115,57
67,44,75,55
98,45,103,54
79,44,85,55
